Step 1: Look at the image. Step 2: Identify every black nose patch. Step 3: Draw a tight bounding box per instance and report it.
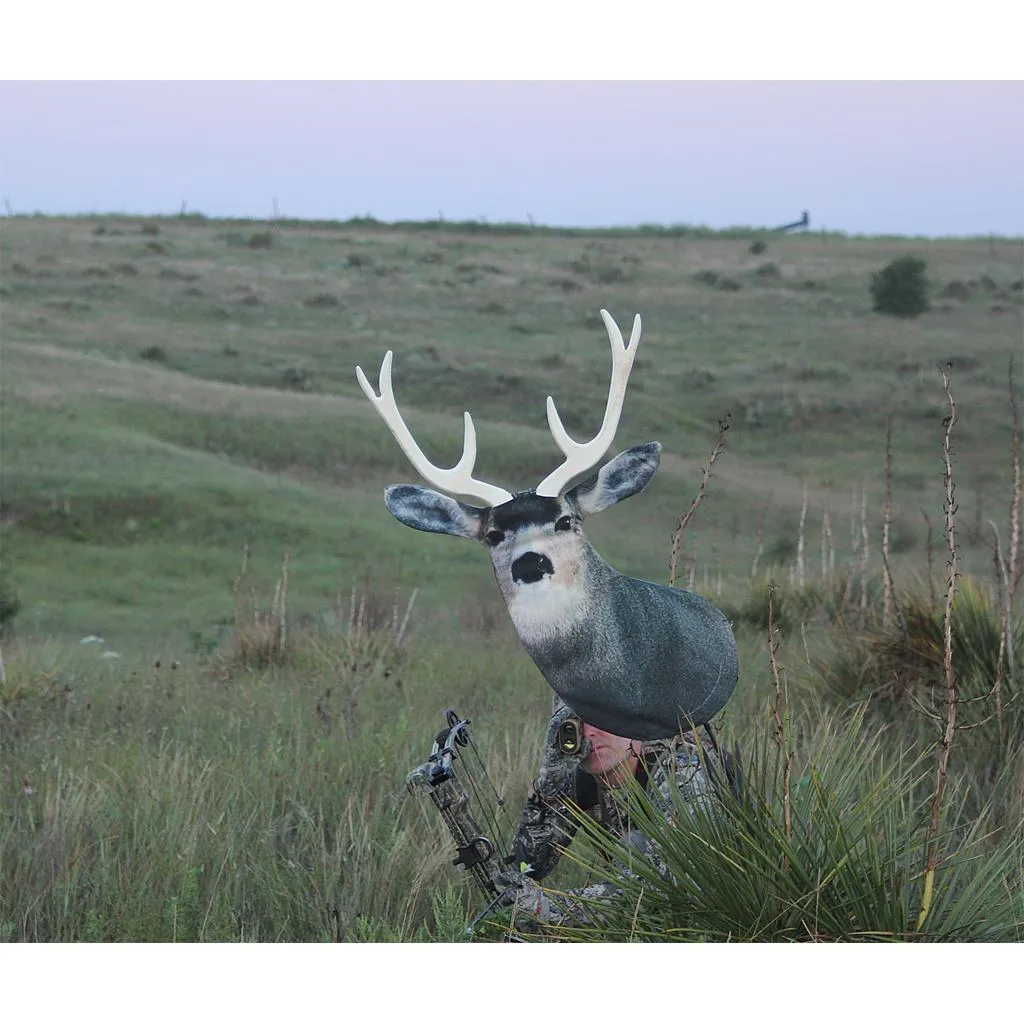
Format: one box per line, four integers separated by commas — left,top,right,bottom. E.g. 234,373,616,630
511,551,555,585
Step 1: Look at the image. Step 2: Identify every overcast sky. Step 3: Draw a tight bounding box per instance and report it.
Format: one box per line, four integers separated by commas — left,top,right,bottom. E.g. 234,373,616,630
3,81,1022,237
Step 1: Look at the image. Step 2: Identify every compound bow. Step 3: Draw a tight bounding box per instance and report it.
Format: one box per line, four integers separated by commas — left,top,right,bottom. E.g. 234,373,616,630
406,704,596,934
406,709,520,929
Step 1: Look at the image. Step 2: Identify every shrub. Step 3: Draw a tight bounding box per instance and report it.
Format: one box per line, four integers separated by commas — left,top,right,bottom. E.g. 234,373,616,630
748,239,768,255
870,256,930,319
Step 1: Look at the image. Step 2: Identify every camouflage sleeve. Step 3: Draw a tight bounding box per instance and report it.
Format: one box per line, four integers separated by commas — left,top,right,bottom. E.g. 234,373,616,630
507,700,589,881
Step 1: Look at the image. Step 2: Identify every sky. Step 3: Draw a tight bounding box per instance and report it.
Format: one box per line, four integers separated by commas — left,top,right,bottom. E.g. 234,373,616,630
3,80,1023,237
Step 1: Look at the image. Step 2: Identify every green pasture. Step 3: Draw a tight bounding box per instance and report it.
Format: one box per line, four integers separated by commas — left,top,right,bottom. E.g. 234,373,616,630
1,215,1022,940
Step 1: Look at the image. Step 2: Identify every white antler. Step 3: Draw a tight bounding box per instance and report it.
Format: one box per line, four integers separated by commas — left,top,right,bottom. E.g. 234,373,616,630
535,309,642,497
356,351,514,507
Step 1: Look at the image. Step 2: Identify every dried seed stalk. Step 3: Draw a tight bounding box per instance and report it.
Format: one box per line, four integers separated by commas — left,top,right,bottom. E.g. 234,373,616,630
918,367,959,931
669,415,730,587
859,485,870,615
821,495,834,582
882,412,894,628
989,520,1008,740
1007,356,1021,670
796,482,808,589
767,586,793,857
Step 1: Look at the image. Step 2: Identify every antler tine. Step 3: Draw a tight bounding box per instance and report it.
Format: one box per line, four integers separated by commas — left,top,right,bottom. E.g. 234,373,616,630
356,351,514,507
535,309,642,497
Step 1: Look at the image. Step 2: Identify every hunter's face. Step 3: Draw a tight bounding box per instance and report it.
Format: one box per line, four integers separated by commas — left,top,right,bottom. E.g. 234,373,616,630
579,723,636,778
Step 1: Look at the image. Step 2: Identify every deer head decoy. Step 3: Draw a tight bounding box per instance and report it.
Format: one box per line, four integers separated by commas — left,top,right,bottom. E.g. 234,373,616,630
356,309,738,740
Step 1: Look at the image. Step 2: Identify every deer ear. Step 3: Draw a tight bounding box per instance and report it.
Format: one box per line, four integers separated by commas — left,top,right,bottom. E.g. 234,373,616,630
384,484,485,540
569,442,661,516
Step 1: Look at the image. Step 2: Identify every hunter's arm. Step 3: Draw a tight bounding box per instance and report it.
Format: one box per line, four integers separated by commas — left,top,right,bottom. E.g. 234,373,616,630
507,701,589,881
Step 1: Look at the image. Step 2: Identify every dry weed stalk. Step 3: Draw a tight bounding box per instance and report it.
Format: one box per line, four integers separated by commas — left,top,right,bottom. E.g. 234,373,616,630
841,483,860,611
232,542,250,626
1006,355,1021,662
849,482,860,559
767,586,793,858
882,412,895,628
279,550,289,654
918,367,960,931
668,415,730,587
989,520,1009,739
988,356,1023,740
796,482,808,589
820,495,834,583
859,484,870,616
750,496,771,580
750,533,764,580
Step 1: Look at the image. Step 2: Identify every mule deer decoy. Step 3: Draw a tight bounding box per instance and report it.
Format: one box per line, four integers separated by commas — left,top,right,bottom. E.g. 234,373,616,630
356,310,738,739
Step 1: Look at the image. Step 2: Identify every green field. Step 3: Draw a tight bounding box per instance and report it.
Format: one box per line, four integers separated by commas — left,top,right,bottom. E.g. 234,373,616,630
1,215,1023,941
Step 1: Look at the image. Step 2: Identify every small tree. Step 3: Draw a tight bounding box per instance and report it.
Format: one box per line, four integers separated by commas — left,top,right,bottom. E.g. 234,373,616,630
871,256,930,319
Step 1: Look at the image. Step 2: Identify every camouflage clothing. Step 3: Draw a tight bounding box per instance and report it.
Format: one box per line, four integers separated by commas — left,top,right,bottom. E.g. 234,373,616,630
504,700,729,923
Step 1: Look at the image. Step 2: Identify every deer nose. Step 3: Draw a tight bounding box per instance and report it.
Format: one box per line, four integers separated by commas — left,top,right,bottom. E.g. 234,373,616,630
511,551,555,584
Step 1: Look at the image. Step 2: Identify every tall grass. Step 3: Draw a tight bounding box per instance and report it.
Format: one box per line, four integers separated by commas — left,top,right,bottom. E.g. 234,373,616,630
0,612,547,941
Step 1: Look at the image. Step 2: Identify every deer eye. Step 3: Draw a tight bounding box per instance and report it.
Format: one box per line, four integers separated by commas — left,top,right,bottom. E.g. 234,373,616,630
554,516,573,532
485,529,505,547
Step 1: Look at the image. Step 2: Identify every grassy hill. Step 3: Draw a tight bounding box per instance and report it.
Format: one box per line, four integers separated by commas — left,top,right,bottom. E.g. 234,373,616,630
1,215,1022,941
2,214,1021,648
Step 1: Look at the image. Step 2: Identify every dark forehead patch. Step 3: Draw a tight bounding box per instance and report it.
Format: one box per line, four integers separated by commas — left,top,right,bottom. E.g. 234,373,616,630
489,492,562,532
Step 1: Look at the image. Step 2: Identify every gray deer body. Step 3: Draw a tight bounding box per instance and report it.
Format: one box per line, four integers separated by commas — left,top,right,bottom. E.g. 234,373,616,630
358,310,738,740
521,560,738,739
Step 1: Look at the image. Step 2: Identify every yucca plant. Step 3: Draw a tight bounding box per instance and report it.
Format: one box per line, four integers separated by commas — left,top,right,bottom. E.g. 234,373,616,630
818,577,1023,724
521,710,1023,942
